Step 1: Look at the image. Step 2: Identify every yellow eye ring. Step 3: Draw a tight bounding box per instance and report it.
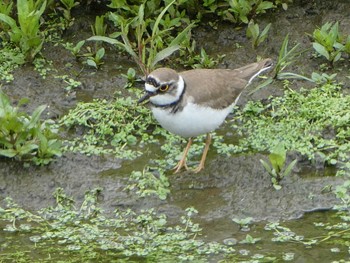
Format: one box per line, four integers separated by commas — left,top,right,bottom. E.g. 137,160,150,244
159,85,169,92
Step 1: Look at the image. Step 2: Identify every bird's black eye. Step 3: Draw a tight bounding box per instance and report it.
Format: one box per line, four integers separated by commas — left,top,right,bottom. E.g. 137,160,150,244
159,85,169,92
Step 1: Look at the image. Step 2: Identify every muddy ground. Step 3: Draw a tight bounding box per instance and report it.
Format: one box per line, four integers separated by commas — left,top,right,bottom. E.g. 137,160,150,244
1,0,349,238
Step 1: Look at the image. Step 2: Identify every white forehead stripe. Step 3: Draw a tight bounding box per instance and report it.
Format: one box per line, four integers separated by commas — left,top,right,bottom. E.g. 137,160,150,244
145,83,157,92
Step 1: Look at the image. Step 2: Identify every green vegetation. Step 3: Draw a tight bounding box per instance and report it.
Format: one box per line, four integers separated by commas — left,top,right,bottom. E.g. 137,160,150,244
0,43,25,83
312,21,350,66
0,91,61,165
249,34,310,94
0,0,47,62
59,94,155,159
91,15,107,37
260,144,297,189
58,0,79,21
228,82,350,165
88,0,194,74
204,0,281,24
125,168,170,200
86,47,105,69
0,189,234,262
246,21,271,49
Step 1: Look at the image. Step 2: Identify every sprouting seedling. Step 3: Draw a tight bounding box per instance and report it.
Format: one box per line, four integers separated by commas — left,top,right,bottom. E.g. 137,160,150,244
246,20,271,49
260,144,297,190
86,47,105,69
121,68,138,89
63,40,85,58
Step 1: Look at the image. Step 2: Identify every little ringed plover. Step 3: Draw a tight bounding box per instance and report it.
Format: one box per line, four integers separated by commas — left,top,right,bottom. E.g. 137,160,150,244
138,58,273,173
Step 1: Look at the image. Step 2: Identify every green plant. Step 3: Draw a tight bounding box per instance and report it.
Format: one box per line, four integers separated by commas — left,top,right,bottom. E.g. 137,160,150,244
226,82,350,172
58,0,79,21
0,43,25,83
86,47,105,69
59,93,155,159
312,22,344,66
239,234,261,244
232,216,253,231
0,0,47,62
274,0,293,10
249,34,310,94
0,189,235,262
0,0,13,17
88,0,194,75
125,167,170,200
62,40,85,57
91,15,107,37
185,47,225,69
121,67,138,88
33,57,52,79
0,91,62,165
246,20,271,49
311,72,337,85
220,0,275,24
260,144,297,189
273,34,309,80
55,74,82,91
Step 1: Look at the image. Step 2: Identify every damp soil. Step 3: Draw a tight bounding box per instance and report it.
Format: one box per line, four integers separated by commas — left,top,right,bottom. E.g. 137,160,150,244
1,0,350,258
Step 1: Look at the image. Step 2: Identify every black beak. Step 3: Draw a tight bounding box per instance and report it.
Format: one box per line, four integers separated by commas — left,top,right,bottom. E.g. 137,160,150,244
138,92,152,104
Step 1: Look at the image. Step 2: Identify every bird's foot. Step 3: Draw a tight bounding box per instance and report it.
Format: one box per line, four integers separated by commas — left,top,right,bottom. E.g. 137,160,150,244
192,163,205,173
173,159,189,174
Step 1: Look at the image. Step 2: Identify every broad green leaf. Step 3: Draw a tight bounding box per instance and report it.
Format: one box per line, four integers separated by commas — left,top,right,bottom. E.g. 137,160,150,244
0,148,17,158
313,42,330,60
0,13,19,30
18,142,38,155
151,45,180,68
87,59,97,68
269,144,286,173
257,1,275,11
96,48,105,59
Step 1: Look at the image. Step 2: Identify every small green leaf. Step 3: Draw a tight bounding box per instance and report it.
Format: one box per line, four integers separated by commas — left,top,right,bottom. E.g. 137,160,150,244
283,159,297,177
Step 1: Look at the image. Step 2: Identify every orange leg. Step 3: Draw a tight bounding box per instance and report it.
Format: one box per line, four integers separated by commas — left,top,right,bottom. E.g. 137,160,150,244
173,138,193,173
192,133,211,173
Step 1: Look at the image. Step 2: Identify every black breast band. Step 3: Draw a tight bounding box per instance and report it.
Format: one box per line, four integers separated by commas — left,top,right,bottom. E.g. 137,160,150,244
151,82,186,114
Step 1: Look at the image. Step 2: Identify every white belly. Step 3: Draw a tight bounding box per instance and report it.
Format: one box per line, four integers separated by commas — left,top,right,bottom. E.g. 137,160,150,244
151,103,234,138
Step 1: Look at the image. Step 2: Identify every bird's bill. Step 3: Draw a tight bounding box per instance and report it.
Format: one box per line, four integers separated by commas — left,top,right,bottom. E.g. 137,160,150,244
138,92,151,104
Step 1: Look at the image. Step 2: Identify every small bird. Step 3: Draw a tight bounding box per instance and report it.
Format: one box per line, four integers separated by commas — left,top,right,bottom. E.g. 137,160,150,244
138,58,273,173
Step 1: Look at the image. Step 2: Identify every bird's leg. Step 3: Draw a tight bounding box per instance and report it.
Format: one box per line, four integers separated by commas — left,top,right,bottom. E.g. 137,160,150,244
193,133,212,173
173,138,193,173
